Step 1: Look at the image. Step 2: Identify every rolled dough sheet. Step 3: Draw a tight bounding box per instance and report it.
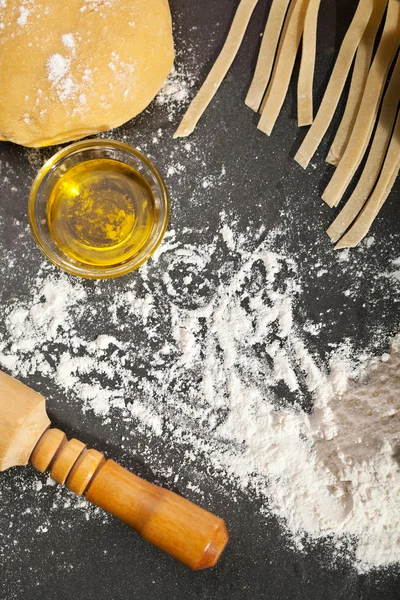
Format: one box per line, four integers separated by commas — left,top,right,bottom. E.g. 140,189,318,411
0,0,174,147
322,0,400,208
297,0,321,126
327,52,400,243
294,0,374,169
245,0,291,112
174,0,260,139
257,0,309,136
326,0,388,165
335,110,400,249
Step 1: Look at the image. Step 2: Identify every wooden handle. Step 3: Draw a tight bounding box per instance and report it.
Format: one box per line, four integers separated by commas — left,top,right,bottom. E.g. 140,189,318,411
30,429,228,570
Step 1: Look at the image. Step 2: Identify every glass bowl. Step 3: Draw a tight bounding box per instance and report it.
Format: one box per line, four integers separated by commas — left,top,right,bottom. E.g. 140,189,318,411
28,139,170,279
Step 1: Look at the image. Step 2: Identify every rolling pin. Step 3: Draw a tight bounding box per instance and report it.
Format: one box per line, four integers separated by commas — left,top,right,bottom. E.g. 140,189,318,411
0,370,228,569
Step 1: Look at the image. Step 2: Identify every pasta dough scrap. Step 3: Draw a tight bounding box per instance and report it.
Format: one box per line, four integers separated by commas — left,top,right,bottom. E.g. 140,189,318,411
0,0,174,147
174,0,260,139
326,0,388,165
327,53,400,243
297,0,321,126
258,0,309,136
335,111,400,249
322,0,400,208
294,0,374,169
245,0,291,112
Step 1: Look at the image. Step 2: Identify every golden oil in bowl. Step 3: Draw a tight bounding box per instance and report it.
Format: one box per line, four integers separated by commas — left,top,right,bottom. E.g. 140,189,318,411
29,140,169,279
47,158,155,267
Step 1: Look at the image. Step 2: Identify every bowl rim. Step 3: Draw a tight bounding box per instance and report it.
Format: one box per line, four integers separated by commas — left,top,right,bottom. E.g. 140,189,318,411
28,138,170,279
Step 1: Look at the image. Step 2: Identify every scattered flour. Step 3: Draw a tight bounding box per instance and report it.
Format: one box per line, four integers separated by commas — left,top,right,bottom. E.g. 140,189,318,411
16,5,29,26
61,33,75,49
0,218,399,573
155,63,197,121
47,53,70,81
47,53,76,101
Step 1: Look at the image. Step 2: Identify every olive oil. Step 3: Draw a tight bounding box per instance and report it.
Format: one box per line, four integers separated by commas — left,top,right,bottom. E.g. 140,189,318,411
46,158,155,267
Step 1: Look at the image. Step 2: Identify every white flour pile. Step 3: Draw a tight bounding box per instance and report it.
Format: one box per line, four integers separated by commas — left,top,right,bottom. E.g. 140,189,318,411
0,215,400,573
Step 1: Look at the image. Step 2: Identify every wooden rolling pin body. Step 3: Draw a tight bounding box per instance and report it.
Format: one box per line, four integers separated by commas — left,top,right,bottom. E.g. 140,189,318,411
0,370,228,569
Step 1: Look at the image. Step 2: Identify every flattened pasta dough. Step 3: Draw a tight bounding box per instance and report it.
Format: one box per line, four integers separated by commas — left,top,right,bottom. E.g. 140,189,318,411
174,0,260,139
297,0,321,126
258,0,309,136
326,0,388,165
327,53,400,243
336,111,400,249
294,0,374,168
245,0,291,112
0,0,174,147
322,0,400,207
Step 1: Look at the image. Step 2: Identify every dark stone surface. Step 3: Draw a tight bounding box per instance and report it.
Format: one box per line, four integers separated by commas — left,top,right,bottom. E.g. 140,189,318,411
1,1,400,599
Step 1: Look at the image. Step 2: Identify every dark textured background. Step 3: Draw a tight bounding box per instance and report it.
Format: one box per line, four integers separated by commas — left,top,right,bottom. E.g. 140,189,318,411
1,1,400,598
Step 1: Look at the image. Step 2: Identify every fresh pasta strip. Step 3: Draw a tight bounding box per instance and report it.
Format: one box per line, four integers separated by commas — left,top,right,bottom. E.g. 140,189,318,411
259,0,297,115
297,0,321,126
174,0,260,139
326,0,388,165
257,0,309,136
335,109,400,249
322,0,400,208
294,0,374,169
245,0,291,112
327,53,400,243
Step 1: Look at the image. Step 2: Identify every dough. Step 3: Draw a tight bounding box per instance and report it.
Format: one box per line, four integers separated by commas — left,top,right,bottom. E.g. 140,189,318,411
174,0,260,139
327,52,400,243
245,0,291,112
297,0,321,126
322,0,400,208
326,0,388,165
294,0,374,169
257,0,309,136
335,111,400,249
0,0,174,147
